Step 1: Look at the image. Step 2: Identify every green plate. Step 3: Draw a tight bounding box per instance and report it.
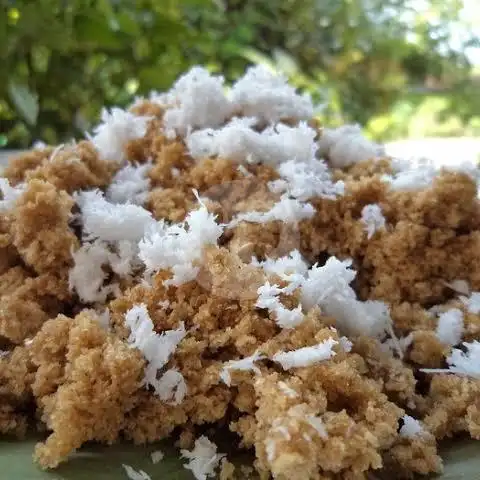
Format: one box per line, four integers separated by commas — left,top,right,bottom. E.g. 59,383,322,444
0,436,478,479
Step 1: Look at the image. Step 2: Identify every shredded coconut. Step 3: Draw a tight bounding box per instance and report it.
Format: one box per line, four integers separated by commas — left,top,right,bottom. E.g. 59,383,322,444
256,281,305,329
153,368,187,404
304,414,328,439
68,240,116,303
0,178,26,212
181,436,225,480
76,190,154,243
436,308,464,346
122,464,151,480
277,381,298,398
159,66,233,137
150,450,164,464
317,124,385,168
399,415,425,438
273,338,338,370
187,119,317,166
460,291,480,315
300,257,356,310
230,65,313,123
268,159,344,201
231,194,315,227
220,350,264,386
422,340,480,379
252,250,309,279
382,161,438,191
361,204,386,239
106,162,152,205
91,107,151,163
138,194,223,286
125,304,187,395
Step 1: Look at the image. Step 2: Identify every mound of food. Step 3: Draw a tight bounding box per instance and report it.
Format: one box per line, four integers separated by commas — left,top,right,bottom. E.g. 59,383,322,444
1,65,479,480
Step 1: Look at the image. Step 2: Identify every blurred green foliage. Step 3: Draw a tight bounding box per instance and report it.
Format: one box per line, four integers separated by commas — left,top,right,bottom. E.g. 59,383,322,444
1,0,479,147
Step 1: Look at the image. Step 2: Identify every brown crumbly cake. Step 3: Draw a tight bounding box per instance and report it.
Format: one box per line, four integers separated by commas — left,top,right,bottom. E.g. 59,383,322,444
0,66,479,480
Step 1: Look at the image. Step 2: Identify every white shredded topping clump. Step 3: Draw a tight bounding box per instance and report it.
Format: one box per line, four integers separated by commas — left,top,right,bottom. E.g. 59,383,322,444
252,250,309,279
256,281,304,329
461,291,480,315
301,257,394,338
300,257,356,310
160,66,233,137
91,107,151,163
436,308,464,346
382,162,437,191
125,304,187,398
220,350,264,386
150,450,164,464
318,124,384,168
268,159,345,201
422,340,480,379
187,119,317,166
138,195,223,286
277,381,298,398
76,190,154,243
0,178,26,212
231,65,313,123
361,204,386,239
399,415,425,438
181,436,225,480
231,194,315,226
273,338,338,370
68,240,117,303
122,464,151,480
106,162,152,205
154,368,187,404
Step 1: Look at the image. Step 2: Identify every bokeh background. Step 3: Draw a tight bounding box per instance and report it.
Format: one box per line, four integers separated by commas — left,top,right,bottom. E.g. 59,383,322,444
1,0,479,156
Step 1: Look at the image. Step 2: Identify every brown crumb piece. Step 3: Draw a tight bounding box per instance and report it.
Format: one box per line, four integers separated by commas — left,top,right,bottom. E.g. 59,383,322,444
32,312,145,468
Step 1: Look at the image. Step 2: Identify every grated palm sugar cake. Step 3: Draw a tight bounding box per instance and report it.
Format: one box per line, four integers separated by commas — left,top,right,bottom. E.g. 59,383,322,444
1,65,480,480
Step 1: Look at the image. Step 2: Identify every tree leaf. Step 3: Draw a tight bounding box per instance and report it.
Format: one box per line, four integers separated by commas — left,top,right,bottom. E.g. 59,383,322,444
7,82,39,126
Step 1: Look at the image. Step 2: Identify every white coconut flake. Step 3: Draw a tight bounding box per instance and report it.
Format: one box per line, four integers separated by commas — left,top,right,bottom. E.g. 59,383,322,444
161,66,233,137
68,240,116,303
382,162,437,191
220,350,264,386
122,464,151,480
150,450,164,464
91,107,151,163
153,368,187,404
461,291,480,315
125,304,187,395
181,436,225,480
399,415,425,438
300,257,356,310
305,414,328,439
273,338,338,370
0,178,26,213
422,340,480,379
252,250,309,279
361,204,386,239
318,124,385,168
231,194,315,227
268,159,344,201
138,196,223,286
436,308,464,346
277,381,298,398
76,190,154,243
256,281,305,329
231,65,313,123
187,119,317,166
339,336,353,352
443,279,470,296
106,162,152,205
